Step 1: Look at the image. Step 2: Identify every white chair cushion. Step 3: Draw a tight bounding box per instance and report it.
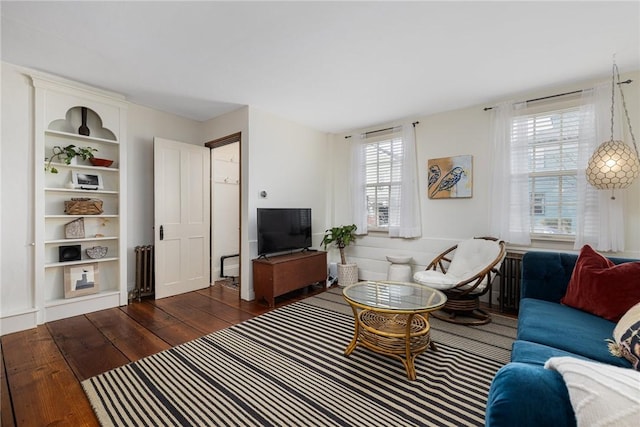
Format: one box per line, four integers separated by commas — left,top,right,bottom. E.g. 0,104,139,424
446,239,501,282
413,270,462,290
414,239,502,292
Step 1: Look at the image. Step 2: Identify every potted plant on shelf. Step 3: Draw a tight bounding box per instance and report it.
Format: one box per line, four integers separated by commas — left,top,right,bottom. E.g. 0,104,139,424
321,224,359,286
45,144,97,173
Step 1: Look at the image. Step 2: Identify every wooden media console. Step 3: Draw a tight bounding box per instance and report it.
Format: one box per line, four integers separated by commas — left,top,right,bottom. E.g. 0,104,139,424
252,251,327,307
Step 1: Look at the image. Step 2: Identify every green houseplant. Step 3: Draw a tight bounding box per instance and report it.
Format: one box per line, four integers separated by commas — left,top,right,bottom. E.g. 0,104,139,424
321,224,357,264
45,144,97,173
321,224,358,285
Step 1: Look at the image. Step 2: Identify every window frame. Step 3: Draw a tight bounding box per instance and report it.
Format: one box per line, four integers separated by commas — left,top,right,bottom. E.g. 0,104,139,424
362,132,403,232
512,97,583,241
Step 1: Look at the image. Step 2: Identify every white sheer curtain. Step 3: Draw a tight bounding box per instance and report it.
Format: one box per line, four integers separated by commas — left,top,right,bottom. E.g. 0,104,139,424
489,101,531,245
350,134,368,234
388,123,421,238
350,124,421,237
575,82,626,251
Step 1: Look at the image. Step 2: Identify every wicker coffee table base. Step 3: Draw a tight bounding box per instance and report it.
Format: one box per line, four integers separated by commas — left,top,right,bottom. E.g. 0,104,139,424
345,309,435,380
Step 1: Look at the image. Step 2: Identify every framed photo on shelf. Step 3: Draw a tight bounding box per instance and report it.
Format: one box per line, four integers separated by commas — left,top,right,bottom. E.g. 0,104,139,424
64,263,99,298
71,171,104,190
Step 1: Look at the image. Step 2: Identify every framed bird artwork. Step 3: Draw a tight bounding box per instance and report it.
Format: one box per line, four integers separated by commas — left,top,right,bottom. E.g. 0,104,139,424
427,155,473,199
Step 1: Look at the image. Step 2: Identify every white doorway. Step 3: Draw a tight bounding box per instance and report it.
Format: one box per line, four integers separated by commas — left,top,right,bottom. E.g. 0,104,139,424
207,133,241,290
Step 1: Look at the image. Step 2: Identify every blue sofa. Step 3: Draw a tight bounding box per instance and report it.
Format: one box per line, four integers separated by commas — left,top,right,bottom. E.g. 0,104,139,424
485,251,634,427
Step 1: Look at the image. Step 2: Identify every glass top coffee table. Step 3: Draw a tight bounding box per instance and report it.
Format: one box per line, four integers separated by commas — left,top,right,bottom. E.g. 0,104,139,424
342,281,447,380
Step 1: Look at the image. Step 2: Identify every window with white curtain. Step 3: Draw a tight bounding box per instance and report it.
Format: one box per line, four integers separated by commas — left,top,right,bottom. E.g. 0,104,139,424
491,84,622,249
363,133,403,230
513,105,581,237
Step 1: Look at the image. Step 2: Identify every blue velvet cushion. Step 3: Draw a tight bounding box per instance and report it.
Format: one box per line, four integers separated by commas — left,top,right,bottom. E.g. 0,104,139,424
521,252,577,302
517,298,631,368
511,340,595,366
485,362,576,427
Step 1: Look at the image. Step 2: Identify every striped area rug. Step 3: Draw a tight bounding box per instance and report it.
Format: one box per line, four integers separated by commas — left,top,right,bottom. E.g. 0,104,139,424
82,289,517,426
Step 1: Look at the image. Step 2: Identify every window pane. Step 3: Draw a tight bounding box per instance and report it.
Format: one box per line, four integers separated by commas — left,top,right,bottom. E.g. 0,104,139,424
529,175,576,235
378,161,391,183
366,186,377,226
366,185,390,227
388,184,401,227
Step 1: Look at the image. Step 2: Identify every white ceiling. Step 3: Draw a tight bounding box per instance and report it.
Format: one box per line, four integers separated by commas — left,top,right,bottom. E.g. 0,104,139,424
2,1,639,133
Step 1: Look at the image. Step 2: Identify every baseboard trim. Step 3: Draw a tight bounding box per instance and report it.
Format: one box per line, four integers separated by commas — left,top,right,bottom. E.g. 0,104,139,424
1,309,38,336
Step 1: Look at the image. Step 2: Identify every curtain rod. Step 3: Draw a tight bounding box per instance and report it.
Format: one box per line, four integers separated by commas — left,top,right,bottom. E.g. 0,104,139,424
363,125,401,137
344,121,419,139
483,79,633,111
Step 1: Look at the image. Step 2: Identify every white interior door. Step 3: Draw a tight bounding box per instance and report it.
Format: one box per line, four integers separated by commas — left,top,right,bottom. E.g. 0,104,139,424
154,137,210,299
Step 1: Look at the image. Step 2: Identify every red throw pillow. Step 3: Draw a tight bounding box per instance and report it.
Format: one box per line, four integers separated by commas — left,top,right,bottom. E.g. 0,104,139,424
561,245,640,322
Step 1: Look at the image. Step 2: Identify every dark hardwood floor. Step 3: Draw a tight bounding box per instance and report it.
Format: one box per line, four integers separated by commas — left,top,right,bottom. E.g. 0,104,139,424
1,283,514,426
1,283,326,427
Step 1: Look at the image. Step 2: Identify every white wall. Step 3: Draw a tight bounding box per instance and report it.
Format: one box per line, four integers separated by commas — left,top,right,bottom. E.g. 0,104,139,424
203,107,331,301
329,71,640,290
1,64,36,325
245,107,330,300
126,103,202,289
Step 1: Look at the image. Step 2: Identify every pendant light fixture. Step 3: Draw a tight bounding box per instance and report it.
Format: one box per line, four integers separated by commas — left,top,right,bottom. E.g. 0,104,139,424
585,62,639,198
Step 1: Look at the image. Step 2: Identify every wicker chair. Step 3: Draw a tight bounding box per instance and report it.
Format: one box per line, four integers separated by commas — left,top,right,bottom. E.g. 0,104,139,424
413,237,506,325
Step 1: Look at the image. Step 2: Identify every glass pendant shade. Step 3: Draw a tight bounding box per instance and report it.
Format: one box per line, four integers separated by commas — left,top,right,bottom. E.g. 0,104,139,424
586,139,640,189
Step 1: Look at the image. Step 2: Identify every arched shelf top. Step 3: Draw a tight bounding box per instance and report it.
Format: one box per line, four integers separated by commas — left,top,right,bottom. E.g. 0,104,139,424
48,106,117,141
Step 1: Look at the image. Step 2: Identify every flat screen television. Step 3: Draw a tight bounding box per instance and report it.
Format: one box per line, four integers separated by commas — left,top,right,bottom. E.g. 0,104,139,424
257,208,312,256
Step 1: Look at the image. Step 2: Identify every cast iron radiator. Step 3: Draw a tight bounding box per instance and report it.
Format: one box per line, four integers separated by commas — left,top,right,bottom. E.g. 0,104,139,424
499,251,523,314
134,245,155,301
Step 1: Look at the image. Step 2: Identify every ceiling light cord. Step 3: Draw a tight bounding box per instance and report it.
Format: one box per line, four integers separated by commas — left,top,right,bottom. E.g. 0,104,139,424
609,62,616,142
613,63,639,158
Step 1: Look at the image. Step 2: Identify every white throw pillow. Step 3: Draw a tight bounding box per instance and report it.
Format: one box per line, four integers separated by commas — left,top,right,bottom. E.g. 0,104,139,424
545,356,640,427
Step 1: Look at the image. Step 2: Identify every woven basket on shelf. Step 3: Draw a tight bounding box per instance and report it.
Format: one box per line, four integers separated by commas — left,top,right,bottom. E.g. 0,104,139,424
64,198,103,215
